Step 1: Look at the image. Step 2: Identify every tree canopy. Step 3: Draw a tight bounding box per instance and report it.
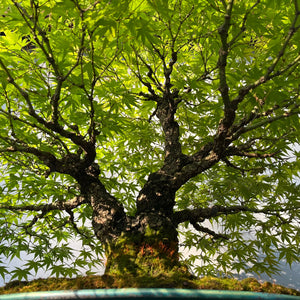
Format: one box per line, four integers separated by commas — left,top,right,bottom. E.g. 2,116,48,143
0,0,299,282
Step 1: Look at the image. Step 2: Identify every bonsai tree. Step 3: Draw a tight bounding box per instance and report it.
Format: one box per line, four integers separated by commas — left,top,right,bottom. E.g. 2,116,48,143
0,0,299,282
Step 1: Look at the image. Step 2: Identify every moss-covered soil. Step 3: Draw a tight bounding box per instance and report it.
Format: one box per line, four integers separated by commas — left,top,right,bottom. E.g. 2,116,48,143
0,275,299,296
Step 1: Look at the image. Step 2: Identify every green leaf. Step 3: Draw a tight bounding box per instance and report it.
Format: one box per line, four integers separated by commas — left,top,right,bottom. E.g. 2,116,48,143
0,0,299,281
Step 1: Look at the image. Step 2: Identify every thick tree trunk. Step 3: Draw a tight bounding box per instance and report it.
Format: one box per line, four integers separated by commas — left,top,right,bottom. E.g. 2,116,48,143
104,211,181,277
86,174,189,279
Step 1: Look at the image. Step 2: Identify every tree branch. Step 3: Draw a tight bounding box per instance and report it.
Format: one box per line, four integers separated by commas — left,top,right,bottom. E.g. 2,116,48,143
0,107,70,154
228,0,261,48
173,204,297,226
168,142,217,190
135,52,163,92
212,1,299,159
66,208,94,239
231,108,300,141
0,60,95,162
0,136,95,180
0,135,58,166
2,2,97,164
12,1,62,78
226,149,279,159
0,195,92,242
232,4,300,107
213,0,237,155
191,222,229,240
0,195,87,213
217,0,234,108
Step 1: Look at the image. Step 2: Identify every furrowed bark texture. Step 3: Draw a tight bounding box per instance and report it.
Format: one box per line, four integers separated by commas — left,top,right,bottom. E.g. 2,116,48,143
79,162,183,275
90,171,184,275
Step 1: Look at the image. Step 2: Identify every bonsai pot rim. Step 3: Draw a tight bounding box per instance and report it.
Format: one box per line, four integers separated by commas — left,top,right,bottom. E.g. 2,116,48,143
0,289,299,299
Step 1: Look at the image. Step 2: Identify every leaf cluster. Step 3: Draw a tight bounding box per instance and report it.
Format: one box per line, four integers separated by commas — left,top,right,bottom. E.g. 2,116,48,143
0,0,299,281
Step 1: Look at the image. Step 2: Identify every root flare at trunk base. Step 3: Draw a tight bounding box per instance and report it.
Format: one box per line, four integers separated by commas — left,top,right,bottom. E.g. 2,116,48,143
104,229,191,281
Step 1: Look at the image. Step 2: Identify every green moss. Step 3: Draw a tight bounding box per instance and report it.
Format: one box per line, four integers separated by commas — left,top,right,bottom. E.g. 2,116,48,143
144,225,161,238
104,229,181,278
5,232,295,296
1,275,299,296
241,277,262,292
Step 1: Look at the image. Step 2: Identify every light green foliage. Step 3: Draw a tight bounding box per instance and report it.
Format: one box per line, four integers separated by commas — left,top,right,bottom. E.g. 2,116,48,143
0,0,299,282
